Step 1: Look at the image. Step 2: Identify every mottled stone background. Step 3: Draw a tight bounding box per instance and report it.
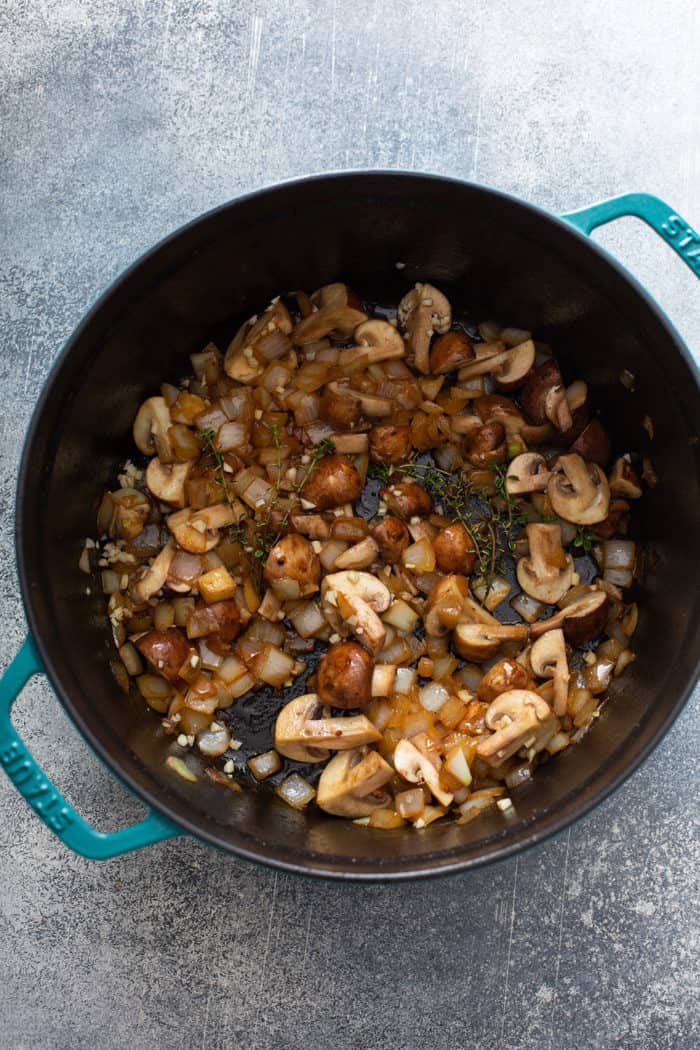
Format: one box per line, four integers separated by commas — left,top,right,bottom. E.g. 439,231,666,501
1,2,699,1048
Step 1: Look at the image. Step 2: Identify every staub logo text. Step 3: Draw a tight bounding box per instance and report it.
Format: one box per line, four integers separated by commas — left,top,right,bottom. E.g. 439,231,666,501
661,214,700,273
0,740,74,832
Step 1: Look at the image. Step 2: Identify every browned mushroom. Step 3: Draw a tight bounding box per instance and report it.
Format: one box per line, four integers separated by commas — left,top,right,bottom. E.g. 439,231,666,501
476,690,557,764
292,284,367,344
398,283,452,374
547,454,611,524
320,384,363,429
453,622,529,662
530,589,608,644
530,629,570,716
477,658,534,702
430,330,474,374
133,396,174,462
379,480,433,519
609,457,643,499
274,694,381,762
494,339,536,391
135,628,192,683
433,522,477,575
463,421,507,467
505,453,551,495
570,419,612,467
301,454,363,510
316,747,393,817
372,514,410,563
351,319,406,365
145,459,191,507
317,642,373,709
369,424,413,465
520,360,573,432
264,534,321,599
473,395,552,445
516,523,574,603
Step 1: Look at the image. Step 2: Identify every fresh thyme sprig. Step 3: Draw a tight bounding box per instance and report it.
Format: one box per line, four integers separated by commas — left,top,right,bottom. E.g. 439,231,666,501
370,455,531,591
200,427,336,590
573,525,595,553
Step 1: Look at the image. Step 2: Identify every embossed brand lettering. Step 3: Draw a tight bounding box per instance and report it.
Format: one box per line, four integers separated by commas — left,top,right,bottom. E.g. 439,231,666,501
1,739,74,831
661,214,700,273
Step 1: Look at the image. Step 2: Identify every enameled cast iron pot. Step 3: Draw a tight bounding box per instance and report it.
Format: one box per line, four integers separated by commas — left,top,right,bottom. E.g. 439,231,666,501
2,173,699,880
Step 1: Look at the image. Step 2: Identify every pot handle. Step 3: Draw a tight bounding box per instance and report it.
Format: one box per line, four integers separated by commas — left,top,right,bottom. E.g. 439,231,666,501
0,636,181,859
562,193,700,280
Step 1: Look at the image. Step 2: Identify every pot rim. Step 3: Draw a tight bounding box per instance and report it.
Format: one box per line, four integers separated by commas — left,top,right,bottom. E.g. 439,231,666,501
15,170,700,879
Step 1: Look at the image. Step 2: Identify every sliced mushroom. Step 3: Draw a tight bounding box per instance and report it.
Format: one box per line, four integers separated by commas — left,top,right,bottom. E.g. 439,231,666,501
453,623,529,662
333,536,379,570
292,284,367,345
393,738,453,808
145,459,192,507
321,570,391,654
301,454,362,510
317,642,373,709
430,330,474,374
369,424,413,466
398,283,452,374
516,523,574,604
424,574,471,636
350,319,406,365
477,658,534,702
290,513,331,540
548,453,611,524
433,522,477,575
133,396,174,462
316,747,393,817
274,693,380,762
477,689,557,764
132,538,177,602
521,360,573,432
571,419,612,467
609,457,643,499
530,589,609,644
455,340,535,389
530,629,570,716
494,339,536,391
168,503,243,554
371,516,410,564
505,453,551,495
473,395,552,445
379,480,433,519
264,534,320,599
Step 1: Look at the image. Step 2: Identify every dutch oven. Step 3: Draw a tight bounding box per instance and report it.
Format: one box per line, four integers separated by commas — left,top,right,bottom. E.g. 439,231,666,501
1,173,699,880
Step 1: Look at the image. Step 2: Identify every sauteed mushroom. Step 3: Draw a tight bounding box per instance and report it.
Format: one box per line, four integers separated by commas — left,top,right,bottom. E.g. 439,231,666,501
516,523,574,603
98,282,644,832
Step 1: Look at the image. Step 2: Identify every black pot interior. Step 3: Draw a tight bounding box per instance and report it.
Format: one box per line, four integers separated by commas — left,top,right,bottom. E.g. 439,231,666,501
18,174,700,878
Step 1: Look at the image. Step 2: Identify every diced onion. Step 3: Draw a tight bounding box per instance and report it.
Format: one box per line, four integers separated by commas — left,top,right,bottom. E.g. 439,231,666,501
510,592,545,624
275,773,316,809
247,643,297,687
101,570,121,594
197,722,231,757
418,682,450,712
445,746,472,787
471,574,511,611
248,749,282,780
371,665,396,697
396,788,425,820
402,538,436,574
395,667,417,694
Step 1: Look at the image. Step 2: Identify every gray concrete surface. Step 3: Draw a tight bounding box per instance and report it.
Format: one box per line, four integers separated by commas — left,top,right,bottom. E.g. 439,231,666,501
1,2,699,1048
